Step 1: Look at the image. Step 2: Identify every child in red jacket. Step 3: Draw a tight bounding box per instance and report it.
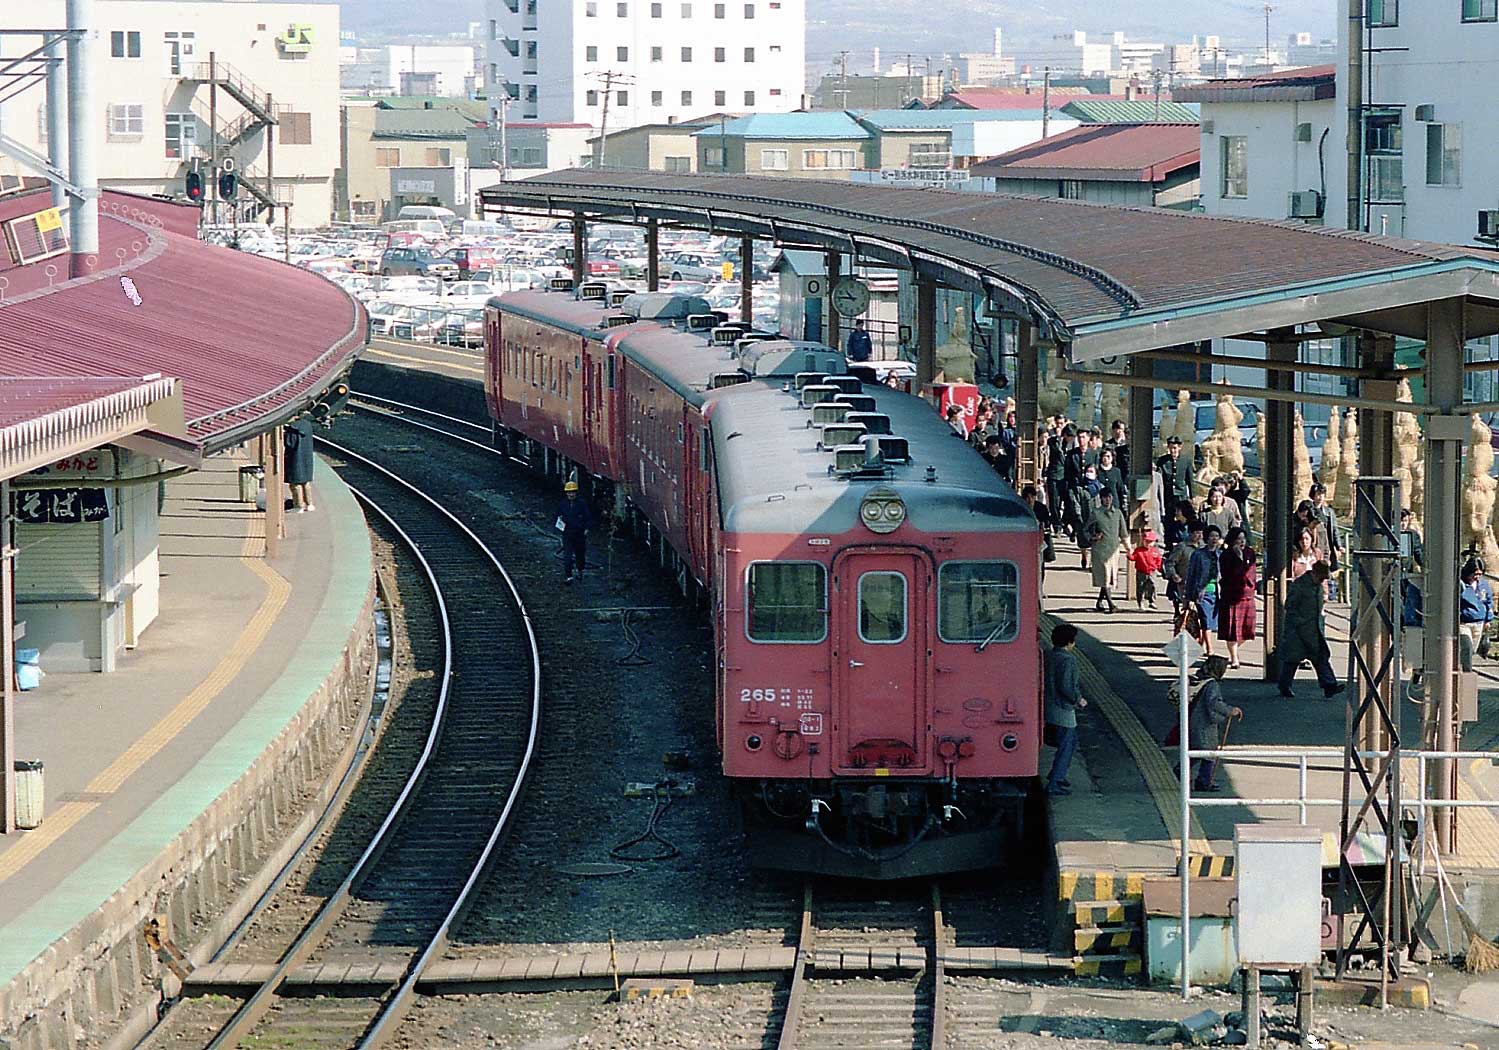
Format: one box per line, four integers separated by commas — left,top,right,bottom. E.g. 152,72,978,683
1128,528,1165,609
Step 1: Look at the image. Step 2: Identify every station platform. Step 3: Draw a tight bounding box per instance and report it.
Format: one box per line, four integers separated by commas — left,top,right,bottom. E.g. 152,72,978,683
1041,538,1499,971
0,453,375,1044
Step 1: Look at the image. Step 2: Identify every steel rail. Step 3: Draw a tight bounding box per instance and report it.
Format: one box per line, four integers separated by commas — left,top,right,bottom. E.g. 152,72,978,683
930,883,947,1050
775,882,815,1050
203,440,541,1050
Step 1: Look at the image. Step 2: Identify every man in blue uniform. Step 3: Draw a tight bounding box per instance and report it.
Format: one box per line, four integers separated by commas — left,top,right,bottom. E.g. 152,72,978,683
554,479,594,583
845,319,873,363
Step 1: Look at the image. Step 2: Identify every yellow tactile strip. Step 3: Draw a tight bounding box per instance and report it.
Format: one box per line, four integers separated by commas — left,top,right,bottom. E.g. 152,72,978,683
0,503,290,883
365,344,483,376
1041,612,1211,856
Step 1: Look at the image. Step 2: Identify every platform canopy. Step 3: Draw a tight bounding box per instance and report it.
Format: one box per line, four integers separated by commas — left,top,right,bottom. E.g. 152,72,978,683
0,376,182,481
0,189,366,463
481,170,1499,365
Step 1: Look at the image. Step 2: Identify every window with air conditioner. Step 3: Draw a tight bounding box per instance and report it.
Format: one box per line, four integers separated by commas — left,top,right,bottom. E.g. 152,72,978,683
760,148,788,170
1220,135,1248,198
1366,110,1403,202
1426,123,1461,186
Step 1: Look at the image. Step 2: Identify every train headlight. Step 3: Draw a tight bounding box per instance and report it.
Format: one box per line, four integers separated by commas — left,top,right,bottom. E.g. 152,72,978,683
860,488,906,534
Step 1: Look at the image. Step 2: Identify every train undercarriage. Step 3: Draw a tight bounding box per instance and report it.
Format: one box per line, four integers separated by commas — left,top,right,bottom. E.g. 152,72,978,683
740,776,1031,880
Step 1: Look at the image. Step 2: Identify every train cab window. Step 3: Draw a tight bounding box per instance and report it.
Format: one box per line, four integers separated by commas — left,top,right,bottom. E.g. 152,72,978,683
857,571,907,644
938,561,1019,644
747,562,827,642
607,354,617,389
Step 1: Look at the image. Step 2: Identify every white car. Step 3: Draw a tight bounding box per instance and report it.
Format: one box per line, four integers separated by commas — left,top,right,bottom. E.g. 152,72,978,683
440,280,499,306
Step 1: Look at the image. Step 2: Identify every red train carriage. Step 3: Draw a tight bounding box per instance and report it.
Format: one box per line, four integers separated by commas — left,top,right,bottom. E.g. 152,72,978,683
486,283,1042,878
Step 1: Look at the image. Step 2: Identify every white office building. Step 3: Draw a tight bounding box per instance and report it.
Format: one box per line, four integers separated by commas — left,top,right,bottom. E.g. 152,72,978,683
0,0,341,227
485,0,806,130
1330,5,1499,246
382,44,478,97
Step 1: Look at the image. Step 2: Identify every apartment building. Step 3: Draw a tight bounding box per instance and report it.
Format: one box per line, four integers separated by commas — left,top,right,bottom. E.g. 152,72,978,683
1331,3,1499,245
485,0,806,131
696,112,868,177
0,0,340,227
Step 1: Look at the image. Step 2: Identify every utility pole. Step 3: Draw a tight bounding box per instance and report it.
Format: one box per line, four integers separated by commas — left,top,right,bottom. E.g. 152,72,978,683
208,50,218,225
589,70,632,167
1041,66,1051,139
1263,3,1275,66
495,94,510,181
904,52,914,104
1345,0,1364,231
837,50,850,110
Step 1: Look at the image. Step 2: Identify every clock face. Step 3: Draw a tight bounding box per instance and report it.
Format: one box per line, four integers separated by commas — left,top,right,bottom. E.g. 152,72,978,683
831,277,870,318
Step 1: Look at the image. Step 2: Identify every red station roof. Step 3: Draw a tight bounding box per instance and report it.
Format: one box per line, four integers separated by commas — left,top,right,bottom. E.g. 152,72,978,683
0,375,182,480
0,189,365,456
970,122,1202,183
1173,65,1337,104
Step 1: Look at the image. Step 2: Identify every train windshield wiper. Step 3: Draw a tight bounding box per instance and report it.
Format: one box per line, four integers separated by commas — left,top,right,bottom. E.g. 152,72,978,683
974,617,1012,653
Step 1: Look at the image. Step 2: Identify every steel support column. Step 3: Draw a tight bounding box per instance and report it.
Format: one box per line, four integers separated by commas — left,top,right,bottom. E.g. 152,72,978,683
1263,335,1297,681
1,479,13,834
646,218,659,291
1424,300,1465,855
571,214,586,287
826,251,842,351
65,0,97,277
916,274,937,388
262,430,284,560
44,32,66,211
739,235,753,324
1127,356,1154,525
1015,323,1040,494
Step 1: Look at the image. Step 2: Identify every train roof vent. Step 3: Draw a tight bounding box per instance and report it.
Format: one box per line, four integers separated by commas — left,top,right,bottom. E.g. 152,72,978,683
833,393,877,413
687,312,724,331
710,325,742,346
608,288,633,307
548,276,575,292
818,422,867,450
604,314,633,328
621,292,712,319
825,375,862,395
830,444,869,475
579,280,610,301
794,372,829,391
809,402,849,427
800,384,840,408
709,372,750,390
863,434,911,465
846,411,891,435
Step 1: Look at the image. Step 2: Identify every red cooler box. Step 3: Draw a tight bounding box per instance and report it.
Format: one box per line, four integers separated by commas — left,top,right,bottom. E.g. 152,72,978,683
927,382,980,431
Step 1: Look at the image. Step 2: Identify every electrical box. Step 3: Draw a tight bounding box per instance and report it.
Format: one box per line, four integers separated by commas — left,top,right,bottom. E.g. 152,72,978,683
1289,191,1322,220
1201,119,1215,135
1479,210,1499,239
1295,122,1313,142
1235,824,1324,967
1415,104,1435,122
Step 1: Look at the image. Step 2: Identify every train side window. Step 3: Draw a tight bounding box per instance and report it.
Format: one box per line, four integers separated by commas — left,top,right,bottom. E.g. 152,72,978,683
700,428,710,470
938,561,1019,644
607,354,617,390
746,562,827,643
857,571,907,644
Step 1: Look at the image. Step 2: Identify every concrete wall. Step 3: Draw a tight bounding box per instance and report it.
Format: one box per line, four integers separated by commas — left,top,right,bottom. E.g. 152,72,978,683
706,136,867,178
869,128,953,169
1197,97,1335,223
0,1,342,227
598,125,699,170
950,116,1082,162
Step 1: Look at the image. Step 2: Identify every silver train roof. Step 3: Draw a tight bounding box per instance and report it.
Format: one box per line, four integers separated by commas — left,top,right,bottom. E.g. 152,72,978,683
711,383,1036,535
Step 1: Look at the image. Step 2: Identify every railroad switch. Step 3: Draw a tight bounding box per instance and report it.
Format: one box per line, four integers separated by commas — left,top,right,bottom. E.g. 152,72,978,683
616,978,694,1002
624,779,695,798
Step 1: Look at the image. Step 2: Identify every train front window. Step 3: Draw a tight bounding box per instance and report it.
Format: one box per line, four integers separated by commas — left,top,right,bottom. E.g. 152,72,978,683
747,562,826,642
858,571,907,644
938,561,1019,645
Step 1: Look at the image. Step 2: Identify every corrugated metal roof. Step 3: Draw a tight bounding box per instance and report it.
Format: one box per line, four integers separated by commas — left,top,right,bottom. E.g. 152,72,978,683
373,108,480,139
1174,65,1336,103
853,110,972,131
375,96,490,122
1061,99,1200,124
0,189,365,454
486,171,1490,342
693,112,871,140
0,376,180,480
970,123,1201,183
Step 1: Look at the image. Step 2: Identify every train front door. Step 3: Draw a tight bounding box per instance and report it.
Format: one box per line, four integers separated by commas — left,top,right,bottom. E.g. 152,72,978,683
831,549,931,776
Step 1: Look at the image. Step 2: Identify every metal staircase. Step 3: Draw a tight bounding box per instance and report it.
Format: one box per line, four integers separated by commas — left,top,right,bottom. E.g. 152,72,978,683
180,60,286,220
183,60,280,128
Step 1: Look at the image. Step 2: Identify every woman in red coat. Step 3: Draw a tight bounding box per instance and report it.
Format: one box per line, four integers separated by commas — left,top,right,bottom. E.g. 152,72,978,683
1218,526,1259,669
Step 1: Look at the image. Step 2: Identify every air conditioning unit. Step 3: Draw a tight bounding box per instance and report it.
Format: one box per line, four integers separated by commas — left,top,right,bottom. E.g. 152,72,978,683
1294,122,1313,142
1415,104,1435,122
1288,190,1323,220
1200,119,1215,135
3,206,69,266
1479,210,1499,239
0,173,24,198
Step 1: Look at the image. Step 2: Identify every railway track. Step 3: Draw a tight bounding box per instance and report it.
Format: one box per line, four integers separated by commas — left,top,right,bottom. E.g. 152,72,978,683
778,880,944,1050
181,440,542,1049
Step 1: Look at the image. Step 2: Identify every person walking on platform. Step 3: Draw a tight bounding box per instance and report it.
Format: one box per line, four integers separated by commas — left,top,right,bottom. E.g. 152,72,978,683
1188,659,1241,792
554,479,594,584
1165,517,1203,620
1156,436,1193,524
1309,483,1343,590
845,318,873,363
1459,558,1493,670
1276,562,1344,698
1085,486,1130,613
1217,527,1258,669
1045,622,1087,795
284,418,317,513
1183,525,1224,667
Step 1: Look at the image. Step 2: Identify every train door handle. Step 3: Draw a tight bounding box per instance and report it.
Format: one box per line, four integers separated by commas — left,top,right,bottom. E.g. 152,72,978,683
849,659,865,668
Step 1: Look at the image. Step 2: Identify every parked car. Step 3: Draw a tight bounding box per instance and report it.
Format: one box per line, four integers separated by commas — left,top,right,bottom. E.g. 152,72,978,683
663,251,724,282
437,307,486,347
378,247,459,280
443,246,505,279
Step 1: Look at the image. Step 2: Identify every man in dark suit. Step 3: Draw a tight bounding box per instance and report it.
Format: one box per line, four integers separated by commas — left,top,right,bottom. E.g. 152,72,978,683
1156,435,1194,523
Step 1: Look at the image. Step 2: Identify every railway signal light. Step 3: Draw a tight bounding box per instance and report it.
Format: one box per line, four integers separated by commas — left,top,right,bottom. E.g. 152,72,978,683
217,170,238,201
311,381,351,426
185,170,204,202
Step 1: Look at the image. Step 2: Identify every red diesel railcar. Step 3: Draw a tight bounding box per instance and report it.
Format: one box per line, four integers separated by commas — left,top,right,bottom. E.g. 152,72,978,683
485,282,1042,877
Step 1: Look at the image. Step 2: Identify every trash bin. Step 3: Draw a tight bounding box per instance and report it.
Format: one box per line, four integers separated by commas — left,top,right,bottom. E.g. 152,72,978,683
15,647,41,691
13,760,43,830
238,465,264,503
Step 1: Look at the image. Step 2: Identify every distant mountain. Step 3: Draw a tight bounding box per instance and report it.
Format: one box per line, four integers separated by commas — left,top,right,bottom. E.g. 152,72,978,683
338,0,1337,72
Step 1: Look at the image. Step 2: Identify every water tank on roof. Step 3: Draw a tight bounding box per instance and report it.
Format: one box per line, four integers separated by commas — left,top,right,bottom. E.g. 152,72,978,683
620,292,712,320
